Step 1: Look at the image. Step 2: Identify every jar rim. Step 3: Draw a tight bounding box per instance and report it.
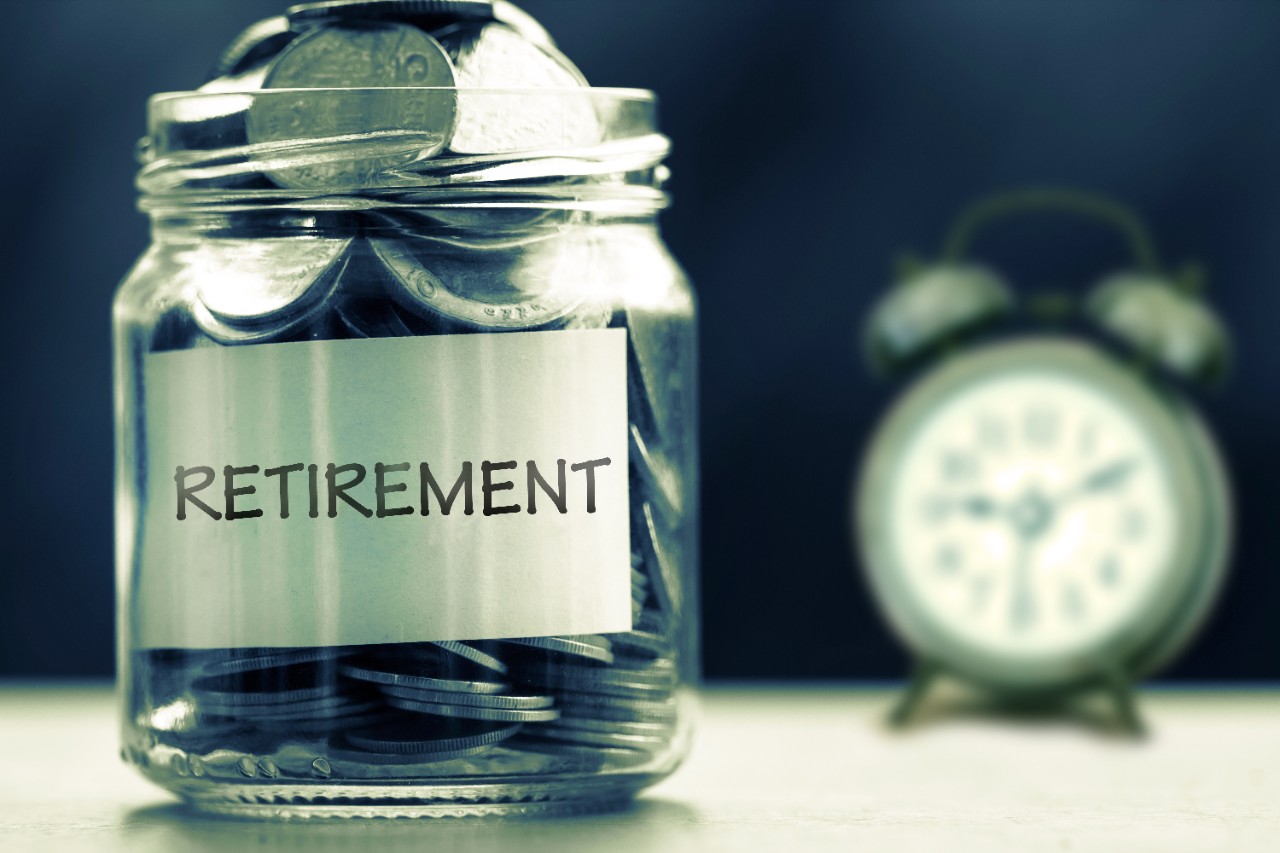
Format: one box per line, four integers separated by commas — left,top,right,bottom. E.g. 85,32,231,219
148,86,657,109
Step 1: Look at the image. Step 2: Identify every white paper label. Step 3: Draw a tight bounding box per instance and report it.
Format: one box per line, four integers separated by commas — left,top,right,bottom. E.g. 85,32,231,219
136,329,631,649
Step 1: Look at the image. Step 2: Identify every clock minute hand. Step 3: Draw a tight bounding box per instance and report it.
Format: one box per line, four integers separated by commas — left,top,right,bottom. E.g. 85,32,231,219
1053,458,1139,507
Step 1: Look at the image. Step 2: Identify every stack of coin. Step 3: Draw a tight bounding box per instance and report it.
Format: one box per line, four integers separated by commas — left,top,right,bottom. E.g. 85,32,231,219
185,0,597,189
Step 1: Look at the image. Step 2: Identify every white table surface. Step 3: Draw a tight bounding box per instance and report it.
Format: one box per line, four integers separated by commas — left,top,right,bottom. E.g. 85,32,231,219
1,683,1277,852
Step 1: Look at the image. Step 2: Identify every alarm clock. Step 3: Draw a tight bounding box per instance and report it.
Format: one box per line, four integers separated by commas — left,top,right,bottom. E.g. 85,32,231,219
855,189,1231,733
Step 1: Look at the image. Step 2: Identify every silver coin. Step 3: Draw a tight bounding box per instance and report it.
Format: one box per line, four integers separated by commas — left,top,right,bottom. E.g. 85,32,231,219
336,296,416,337
252,23,458,189
499,635,614,664
336,714,521,754
538,662,677,694
339,658,508,694
385,693,560,723
208,15,296,79
206,698,381,723
370,234,591,330
435,22,597,154
201,646,352,677
288,0,494,27
325,741,498,765
547,715,672,737
556,694,678,723
639,501,683,617
630,423,683,522
611,627,675,659
190,664,338,707
433,640,509,675
510,737,650,768
522,725,665,751
626,300,690,444
194,237,350,328
379,683,553,710
553,680,673,703
290,1,556,48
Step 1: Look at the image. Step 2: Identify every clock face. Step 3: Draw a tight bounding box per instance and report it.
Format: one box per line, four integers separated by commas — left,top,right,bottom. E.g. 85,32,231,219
859,340,1226,683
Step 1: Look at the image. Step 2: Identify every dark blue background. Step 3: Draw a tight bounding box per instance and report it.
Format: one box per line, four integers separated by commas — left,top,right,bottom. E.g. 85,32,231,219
3,0,1277,679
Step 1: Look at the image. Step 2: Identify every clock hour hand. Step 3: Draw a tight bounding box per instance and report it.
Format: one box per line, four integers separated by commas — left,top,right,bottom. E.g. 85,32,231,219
928,494,1002,522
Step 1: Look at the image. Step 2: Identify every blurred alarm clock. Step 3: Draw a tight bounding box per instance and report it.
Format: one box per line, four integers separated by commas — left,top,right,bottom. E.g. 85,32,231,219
855,189,1232,733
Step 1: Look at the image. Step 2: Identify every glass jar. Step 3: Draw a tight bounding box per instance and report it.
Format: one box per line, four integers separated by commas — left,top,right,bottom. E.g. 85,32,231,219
114,87,697,818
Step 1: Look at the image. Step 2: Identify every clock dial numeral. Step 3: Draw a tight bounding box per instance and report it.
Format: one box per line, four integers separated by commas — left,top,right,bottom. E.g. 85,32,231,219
1010,587,1037,631
940,451,979,482
1098,555,1121,587
977,414,1007,450
1077,421,1098,458
1062,583,1086,621
1121,508,1146,542
1024,405,1060,447
969,574,993,611
935,543,963,574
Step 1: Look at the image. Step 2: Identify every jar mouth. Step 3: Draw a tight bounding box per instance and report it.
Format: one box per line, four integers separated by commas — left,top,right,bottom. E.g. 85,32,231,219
138,86,668,212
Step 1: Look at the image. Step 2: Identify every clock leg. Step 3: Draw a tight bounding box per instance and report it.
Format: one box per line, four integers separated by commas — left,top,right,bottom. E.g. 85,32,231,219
1101,669,1147,737
889,659,939,727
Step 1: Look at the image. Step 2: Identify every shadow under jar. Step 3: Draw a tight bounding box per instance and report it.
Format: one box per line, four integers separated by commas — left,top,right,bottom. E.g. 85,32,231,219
114,88,697,818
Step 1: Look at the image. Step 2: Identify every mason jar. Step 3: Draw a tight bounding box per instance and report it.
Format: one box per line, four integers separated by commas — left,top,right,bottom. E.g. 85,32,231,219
113,86,697,818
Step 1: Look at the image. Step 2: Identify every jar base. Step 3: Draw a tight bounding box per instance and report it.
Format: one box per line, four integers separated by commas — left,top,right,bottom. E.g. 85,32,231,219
162,775,658,820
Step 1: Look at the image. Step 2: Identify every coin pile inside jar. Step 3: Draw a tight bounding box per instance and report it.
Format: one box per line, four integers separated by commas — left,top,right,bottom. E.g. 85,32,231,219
132,0,688,780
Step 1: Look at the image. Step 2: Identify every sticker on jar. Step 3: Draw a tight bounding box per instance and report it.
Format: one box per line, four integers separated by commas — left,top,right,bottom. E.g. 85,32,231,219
134,329,630,650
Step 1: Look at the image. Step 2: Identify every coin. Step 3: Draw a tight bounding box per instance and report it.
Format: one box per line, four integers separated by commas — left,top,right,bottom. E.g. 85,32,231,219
200,646,353,677
208,15,296,80
287,0,556,47
379,683,554,710
190,663,340,707
336,713,521,754
555,694,678,723
434,22,598,154
522,725,665,751
251,23,458,189
545,715,673,737
433,640,509,675
630,424,683,520
339,654,508,694
499,635,615,664
639,501,683,617
192,237,350,332
370,235,589,330
509,737,649,768
385,693,560,723
288,0,495,28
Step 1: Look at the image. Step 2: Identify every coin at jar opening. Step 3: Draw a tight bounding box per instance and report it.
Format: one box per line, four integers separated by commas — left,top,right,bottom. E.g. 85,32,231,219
207,15,297,80
250,23,458,189
370,234,591,330
434,22,599,154
288,1,556,48
194,237,349,326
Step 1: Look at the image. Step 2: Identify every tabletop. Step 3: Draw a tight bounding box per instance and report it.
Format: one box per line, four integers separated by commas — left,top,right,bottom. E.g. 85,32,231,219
1,683,1277,852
